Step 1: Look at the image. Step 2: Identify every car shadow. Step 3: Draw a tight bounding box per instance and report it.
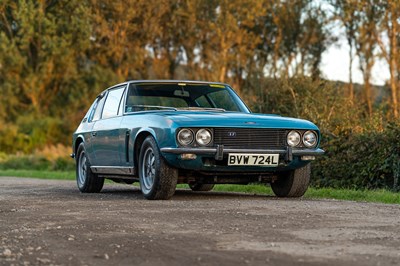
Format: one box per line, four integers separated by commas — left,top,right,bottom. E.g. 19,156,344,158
99,185,275,200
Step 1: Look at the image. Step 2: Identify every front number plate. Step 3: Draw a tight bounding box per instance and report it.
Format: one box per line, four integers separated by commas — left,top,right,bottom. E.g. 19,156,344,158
228,154,279,166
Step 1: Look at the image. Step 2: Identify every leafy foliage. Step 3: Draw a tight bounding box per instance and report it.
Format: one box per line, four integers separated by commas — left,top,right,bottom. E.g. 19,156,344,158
313,124,400,191
245,77,400,191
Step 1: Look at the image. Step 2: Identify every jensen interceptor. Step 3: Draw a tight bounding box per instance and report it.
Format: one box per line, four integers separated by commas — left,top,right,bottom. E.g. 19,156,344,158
71,80,324,200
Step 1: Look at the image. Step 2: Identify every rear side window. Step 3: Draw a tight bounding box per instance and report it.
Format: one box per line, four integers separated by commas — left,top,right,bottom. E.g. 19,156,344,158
102,86,125,119
91,96,106,122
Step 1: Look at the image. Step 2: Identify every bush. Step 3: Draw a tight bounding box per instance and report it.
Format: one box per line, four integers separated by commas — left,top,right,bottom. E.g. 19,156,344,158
244,77,399,191
0,155,51,171
0,143,75,172
51,157,75,171
312,124,400,191
0,152,7,162
244,77,362,136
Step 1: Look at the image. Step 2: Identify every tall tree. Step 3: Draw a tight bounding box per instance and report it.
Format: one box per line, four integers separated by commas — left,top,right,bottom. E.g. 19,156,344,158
270,0,307,78
260,0,329,80
354,2,382,116
330,0,358,101
298,4,330,80
89,0,153,81
144,0,212,80
374,0,399,119
197,0,264,91
0,0,94,150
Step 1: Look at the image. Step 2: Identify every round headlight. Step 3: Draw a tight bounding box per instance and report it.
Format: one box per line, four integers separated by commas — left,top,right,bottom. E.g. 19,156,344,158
177,129,194,146
303,131,317,148
195,129,212,146
287,131,301,147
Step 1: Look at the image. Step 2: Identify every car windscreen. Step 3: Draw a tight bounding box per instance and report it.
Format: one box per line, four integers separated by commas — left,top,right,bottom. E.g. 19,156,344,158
125,83,250,113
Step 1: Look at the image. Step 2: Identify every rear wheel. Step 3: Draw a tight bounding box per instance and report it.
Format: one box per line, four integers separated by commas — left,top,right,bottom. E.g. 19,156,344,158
271,164,311,197
76,143,104,193
189,183,215,192
138,136,178,200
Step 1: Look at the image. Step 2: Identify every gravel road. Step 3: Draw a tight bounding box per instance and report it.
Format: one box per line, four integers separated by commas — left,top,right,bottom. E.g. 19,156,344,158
0,176,399,266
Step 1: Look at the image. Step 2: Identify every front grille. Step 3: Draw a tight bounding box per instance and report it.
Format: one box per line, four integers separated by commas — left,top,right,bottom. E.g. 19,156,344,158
213,128,287,149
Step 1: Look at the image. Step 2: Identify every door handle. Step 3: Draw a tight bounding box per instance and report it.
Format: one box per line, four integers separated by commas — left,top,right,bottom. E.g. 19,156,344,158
91,132,97,137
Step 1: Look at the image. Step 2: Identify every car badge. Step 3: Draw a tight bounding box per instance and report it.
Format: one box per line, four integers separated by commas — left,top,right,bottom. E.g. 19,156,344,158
227,132,236,137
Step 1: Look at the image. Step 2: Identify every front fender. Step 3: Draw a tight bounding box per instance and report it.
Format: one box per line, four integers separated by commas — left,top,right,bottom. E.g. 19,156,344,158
71,133,86,159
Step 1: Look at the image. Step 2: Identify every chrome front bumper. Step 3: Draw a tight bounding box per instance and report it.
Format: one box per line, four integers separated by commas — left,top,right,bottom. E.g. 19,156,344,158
160,145,324,161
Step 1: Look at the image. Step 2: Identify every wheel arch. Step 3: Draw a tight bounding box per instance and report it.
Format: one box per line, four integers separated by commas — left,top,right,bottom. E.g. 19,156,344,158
133,130,155,171
74,135,85,159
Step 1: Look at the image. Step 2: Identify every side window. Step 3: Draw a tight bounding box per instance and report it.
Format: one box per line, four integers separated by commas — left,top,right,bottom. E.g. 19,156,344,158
102,86,125,119
85,100,98,123
91,96,106,122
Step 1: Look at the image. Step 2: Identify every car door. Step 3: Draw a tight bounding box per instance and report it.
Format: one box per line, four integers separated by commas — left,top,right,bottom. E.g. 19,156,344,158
90,85,126,167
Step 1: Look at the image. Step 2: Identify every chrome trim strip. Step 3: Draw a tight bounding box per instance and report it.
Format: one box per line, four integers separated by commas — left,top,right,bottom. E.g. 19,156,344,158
161,147,217,154
160,147,324,156
90,166,135,175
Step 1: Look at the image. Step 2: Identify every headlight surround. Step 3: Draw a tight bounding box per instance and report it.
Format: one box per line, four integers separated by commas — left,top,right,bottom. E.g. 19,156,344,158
287,131,301,147
303,130,317,148
177,128,194,146
195,128,212,146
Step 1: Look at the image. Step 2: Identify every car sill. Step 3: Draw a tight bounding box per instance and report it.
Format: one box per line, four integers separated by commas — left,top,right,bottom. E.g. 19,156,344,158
90,166,135,176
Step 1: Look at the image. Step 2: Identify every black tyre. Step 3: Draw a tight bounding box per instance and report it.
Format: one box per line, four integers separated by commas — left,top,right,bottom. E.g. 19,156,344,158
271,164,311,197
76,143,104,193
189,183,215,192
138,136,178,200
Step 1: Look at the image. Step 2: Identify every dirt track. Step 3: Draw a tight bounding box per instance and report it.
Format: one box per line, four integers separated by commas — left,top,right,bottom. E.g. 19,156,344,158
0,177,399,266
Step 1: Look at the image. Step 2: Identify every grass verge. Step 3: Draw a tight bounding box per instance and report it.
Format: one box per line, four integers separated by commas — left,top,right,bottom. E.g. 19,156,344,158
0,170,398,204
178,184,400,204
304,187,400,205
0,169,75,180
211,184,400,204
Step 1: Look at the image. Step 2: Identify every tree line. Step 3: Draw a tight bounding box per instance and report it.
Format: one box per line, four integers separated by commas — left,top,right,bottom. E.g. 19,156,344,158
0,0,399,154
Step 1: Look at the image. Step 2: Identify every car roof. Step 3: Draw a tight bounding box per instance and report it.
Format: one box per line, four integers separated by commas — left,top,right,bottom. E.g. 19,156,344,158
98,80,230,98
126,80,229,86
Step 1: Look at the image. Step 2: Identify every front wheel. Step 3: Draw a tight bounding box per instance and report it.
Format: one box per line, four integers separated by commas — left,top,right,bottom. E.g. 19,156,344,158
271,164,311,197
76,143,104,193
138,136,178,200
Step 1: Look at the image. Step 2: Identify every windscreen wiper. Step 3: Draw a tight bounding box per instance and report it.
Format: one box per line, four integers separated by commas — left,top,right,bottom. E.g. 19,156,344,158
129,105,178,111
178,107,226,112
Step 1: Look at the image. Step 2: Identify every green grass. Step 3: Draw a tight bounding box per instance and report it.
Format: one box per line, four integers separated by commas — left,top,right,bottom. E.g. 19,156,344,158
304,187,400,204
179,184,400,204
214,184,274,194
0,169,75,180
0,170,399,204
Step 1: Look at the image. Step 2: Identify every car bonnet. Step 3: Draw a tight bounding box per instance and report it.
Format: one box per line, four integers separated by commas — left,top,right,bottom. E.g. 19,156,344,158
155,111,319,130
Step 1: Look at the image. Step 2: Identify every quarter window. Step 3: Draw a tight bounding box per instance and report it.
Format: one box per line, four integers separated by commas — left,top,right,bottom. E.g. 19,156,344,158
102,87,125,119
91,96,106,122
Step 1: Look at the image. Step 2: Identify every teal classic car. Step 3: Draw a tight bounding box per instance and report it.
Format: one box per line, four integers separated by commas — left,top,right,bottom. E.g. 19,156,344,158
71,80,324,200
